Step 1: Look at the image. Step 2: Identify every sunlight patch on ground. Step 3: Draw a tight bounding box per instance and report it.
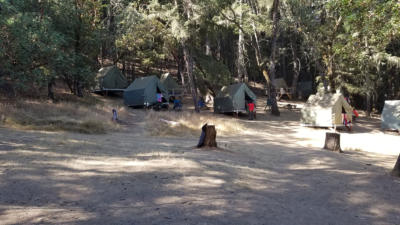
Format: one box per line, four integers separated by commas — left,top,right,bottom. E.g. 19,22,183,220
179,176,226,188
0,207,95,225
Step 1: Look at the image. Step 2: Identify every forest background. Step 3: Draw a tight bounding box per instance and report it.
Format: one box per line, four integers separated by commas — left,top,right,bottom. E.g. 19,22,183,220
1,0,399,115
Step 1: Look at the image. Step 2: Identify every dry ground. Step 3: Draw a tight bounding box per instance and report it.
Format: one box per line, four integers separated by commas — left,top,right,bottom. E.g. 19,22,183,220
0,100,400,225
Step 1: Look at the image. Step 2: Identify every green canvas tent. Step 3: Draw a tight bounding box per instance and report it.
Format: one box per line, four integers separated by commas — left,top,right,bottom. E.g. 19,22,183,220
160,73,181,93
381,100,400,131
123,75,169,107
96,66,128,91
301,92,353,127
214,83,257,113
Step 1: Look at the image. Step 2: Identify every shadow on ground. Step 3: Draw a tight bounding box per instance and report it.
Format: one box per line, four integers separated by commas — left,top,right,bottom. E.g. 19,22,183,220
0,122,399,225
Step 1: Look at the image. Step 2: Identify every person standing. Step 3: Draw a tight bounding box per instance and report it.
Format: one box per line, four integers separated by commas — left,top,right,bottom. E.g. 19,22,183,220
248,101,255,120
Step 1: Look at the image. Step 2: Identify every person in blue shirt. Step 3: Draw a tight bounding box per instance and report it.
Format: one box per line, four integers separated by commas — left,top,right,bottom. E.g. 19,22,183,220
173,97,182,111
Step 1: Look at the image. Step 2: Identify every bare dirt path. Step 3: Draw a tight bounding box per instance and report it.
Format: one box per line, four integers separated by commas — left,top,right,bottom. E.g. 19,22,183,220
0,105,399,225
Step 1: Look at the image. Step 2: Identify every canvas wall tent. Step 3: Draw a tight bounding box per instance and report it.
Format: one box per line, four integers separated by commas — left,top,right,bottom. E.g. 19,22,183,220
301,92,353,127
381,100,400,131
123,75,169,107
214,83,257,113
160,73,182,96
96,66,128,91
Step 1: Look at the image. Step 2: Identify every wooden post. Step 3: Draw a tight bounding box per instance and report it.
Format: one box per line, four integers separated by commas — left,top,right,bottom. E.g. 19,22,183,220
391,154,400,177
323,132,342,153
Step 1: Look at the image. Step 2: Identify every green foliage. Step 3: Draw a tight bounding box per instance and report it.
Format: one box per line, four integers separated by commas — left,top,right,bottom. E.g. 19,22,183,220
1,0,399,113
194,53,233,95
0,0,101,95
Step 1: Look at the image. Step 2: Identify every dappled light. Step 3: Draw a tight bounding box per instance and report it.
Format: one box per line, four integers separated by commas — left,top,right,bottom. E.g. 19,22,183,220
1,110,400,224
1,0,400,224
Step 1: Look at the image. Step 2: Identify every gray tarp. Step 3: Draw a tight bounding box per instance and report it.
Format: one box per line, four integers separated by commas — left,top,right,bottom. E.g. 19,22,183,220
214,83,257,113
301,92,353,127
381,100,400,130
124,75,169,107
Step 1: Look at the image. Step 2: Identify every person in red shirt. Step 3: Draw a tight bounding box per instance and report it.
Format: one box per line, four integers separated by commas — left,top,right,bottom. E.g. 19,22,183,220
248,101,255,120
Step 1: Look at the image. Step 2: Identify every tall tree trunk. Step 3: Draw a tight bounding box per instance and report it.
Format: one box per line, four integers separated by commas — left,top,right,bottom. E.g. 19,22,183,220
107,3,117,63
178,47,185,86
248,0,271,92
205,32,211,56
183,43,199,112
290,42,301,97
216,35,221,61
237,0,248,82
74,0,83,97
268,0,280,116
47,78,55,101
366,90,372,117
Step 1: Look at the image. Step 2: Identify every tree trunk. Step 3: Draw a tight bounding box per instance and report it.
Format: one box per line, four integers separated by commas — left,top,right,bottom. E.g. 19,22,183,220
323,132,342,152
290,42,300,98
198,125,217,148
47,79,55,101
178,47,185,86
237,0,248,82
205,32,211,56
391,154,400,177
268,0,280,116
182,43,199,112
315,58,328,92
366,91,371,117
74,0,83,97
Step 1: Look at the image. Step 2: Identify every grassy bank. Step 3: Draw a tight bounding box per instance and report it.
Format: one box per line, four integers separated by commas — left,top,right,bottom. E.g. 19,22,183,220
0,95,127,134
146,110,244,137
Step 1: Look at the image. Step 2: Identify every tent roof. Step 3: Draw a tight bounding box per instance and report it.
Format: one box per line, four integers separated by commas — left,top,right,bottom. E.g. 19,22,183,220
126,75,159,91
160,73,180,90
96,66,128,90
98,66,114,77
217,83,243,97
216,83,257,100
304,93,350,110
301,92,353,127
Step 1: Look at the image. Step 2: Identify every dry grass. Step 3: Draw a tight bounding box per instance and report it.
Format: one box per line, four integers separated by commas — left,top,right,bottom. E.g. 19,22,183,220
0,95,128,134
145,110,245,137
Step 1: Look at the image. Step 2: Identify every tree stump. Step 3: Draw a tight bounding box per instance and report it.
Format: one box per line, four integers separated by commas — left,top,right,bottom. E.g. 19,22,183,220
197,124,217,148
323,132,342,153
391,154,400,177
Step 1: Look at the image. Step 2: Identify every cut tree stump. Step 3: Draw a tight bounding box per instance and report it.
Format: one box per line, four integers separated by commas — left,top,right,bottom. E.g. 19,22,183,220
198,124,217,148
203,125,217,147
391,154,400,177
323,132,342,153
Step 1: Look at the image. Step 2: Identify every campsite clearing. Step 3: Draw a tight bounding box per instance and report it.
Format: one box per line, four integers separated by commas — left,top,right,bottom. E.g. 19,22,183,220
0,100,399,225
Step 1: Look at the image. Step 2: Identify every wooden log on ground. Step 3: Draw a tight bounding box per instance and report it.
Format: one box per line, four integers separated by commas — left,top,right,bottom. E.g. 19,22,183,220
323,132,342,152
391,154,400,177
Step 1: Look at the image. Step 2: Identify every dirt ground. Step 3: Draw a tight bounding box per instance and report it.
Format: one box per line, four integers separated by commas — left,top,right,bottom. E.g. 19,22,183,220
0,100,400,225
